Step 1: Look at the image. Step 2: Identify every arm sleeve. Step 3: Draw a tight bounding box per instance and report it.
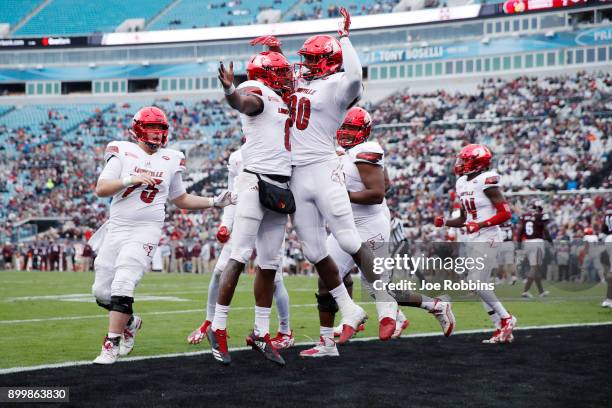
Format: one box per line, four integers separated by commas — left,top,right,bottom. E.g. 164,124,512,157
168,171,187,201
98,156,122,181
335,36,363,109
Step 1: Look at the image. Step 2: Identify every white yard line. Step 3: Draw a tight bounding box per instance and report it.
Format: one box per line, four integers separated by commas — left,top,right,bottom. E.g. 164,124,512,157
0,303,318,324
0,321,610,375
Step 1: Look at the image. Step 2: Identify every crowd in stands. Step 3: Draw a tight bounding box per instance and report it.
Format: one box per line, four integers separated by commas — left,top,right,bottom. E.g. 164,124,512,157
0,71,610,277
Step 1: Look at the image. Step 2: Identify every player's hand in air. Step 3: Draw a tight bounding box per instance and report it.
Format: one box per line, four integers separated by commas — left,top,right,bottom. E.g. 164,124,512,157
250,35,281,48
338,7,351,37
218,61,235,91
434,216,445,228
216,225,231,243
213,190,237,207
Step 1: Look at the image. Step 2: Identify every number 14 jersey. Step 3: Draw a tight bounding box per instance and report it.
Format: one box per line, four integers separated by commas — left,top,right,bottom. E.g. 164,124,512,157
100,141,186,226
455,170,502,236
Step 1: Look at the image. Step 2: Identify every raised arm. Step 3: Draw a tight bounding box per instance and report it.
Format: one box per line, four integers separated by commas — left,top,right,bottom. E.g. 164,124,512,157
336,8,363,109
218,61,263,116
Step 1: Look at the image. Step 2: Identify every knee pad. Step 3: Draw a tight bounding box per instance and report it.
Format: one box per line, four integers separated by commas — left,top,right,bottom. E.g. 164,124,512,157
316,292,338,314
96,299,111,311
335,229,361,255
230,246,252,265
110,295,134,315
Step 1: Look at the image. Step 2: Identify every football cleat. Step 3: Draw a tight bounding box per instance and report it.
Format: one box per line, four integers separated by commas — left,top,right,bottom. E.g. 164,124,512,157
482,329,514,344
499,315,517,343
601,299,612,308
187,320,211,344
521,292,533,299
270,331,295,350
539,290,550,298
299,337,339,358
430,298,455,337
379,317,396,341
207,327,231,365
246,331,285,366
337,304,368,344
119,315,142,356
392,319,410,339
93,336,120,365
333,323,365,338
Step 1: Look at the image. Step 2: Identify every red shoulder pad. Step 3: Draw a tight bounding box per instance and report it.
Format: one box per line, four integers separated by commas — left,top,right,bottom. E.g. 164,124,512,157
485,175,499,185
356,152,383,163
239,86,263,96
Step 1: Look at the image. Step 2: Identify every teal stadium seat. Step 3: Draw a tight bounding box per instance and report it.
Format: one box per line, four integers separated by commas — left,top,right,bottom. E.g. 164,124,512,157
0,0,43,26
14,0,173,36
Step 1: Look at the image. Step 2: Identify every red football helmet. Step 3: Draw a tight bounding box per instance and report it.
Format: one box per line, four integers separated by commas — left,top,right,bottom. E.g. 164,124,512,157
336,107,372,148
130,106,169,149
246,51,294,96
454,144,492,176
296,35,342,80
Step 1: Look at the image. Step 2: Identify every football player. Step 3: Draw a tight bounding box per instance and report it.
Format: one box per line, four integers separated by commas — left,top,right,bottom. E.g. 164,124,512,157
252,8,441,345
519,200,552,298
301,107,455,356
187,148,294,349
90,106,234,364
435,144,517,344
208,51,293,366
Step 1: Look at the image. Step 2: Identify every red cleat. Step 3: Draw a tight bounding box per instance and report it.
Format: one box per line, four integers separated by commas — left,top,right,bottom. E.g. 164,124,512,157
187,320,211,344
379,317,396,341
207,327,231,365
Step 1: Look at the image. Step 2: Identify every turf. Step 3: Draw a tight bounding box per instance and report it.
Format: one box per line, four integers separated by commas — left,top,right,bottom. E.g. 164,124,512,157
1,326,611,407
0,270,611,370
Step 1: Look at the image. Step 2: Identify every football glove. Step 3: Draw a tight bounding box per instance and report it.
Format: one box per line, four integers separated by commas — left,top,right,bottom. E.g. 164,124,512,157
338,7,351,37
216,226,231,243
250,35,282,47
213,190,236,208
434,216,445,228
465,222,480,234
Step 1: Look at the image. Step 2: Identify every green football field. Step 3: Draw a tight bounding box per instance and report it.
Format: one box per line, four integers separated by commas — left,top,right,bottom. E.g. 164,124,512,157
1,270,610,370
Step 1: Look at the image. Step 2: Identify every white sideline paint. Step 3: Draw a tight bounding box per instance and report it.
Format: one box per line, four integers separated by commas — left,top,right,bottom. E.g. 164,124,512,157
4,294,190,303
0,303,318,324
0,321,610,375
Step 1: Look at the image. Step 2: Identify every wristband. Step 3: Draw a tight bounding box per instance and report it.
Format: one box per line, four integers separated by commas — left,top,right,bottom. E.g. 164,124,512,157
224,84,236,95
122,176,133,187
208,197,215,207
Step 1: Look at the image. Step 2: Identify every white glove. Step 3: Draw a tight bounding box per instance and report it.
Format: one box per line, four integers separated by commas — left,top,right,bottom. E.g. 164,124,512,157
212,190,237,208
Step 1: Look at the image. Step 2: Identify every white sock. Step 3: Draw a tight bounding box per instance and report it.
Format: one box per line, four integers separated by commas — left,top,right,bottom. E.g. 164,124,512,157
107,332,121,339
320,326,334,340
211,303,230,331
329,284,354,314
254,306,271,337
206,271,221,322
274,280,291,334
481,300,501,328
396,309,407,324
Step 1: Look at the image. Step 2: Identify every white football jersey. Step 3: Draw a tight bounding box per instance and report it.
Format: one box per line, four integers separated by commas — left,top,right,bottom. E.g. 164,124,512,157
290,72,358,166
237,80,291,176
342,141,385,219
455,170,502,238
101,141,185,226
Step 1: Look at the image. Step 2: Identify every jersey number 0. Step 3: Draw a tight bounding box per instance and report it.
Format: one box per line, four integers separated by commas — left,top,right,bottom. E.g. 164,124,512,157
284,95,311,151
